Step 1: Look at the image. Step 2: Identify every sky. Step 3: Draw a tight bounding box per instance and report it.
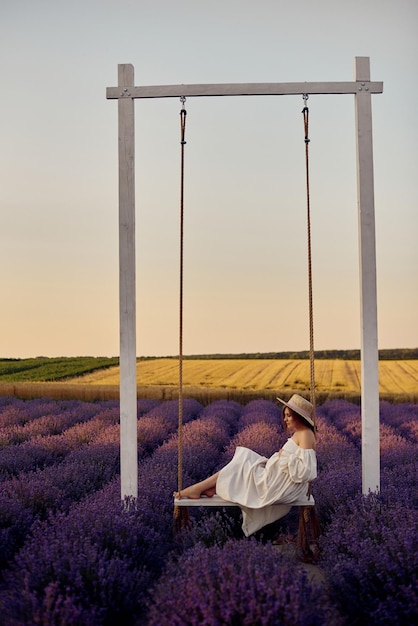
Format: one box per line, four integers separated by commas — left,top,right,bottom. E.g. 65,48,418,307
0,0,417,358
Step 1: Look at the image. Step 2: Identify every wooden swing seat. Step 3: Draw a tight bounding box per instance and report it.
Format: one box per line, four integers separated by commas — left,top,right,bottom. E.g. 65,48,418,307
174,494,315,507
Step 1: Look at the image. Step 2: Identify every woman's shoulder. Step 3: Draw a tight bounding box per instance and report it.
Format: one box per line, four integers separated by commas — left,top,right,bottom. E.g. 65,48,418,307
291,429,316,450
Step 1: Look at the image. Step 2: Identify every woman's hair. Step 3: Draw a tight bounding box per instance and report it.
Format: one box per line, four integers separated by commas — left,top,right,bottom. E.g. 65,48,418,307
282,406,316,433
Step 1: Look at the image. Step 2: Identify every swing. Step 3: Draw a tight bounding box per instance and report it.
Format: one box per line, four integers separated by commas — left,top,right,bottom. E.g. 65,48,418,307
173,96,320,558
108,59,382,529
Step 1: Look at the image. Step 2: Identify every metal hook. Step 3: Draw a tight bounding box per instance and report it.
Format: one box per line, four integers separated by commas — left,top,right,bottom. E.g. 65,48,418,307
302,94,310,143
180,96,187,144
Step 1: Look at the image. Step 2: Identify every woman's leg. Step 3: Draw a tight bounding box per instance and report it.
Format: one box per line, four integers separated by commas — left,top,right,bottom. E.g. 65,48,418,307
174,471,220,499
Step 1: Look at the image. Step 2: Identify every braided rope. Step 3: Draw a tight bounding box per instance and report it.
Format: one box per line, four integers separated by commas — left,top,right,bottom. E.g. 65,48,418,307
178,99,187,493
302,96,316,427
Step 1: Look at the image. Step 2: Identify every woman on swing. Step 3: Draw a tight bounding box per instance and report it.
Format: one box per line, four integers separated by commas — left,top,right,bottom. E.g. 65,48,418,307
174,394,317,536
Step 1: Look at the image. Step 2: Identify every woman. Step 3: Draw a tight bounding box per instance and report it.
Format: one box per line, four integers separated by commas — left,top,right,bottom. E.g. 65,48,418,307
174,394,317,536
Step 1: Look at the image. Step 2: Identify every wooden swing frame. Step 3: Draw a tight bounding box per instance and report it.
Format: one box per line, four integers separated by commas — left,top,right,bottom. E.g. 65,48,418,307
106,56,383,501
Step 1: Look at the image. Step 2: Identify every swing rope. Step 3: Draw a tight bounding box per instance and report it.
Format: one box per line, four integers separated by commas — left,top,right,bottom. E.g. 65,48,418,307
174,96,190,531
178,96,186,493
302,94,316,428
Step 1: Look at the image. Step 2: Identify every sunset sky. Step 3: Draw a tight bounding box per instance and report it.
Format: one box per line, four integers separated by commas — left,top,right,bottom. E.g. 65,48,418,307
1,0,417,358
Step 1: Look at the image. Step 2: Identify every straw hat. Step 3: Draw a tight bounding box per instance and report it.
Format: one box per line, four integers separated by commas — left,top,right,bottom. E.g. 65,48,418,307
276,394,314,429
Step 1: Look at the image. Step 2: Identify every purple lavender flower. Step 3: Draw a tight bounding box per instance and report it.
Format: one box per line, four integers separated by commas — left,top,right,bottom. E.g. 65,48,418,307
320,493,418,624
147,539,342,625
221,421,285,464
0,480,165,625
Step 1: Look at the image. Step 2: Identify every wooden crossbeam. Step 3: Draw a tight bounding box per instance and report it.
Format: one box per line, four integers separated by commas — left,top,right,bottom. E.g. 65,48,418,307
107,80,383,100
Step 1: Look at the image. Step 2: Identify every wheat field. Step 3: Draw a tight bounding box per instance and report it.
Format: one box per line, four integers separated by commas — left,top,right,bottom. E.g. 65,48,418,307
76,358,418,395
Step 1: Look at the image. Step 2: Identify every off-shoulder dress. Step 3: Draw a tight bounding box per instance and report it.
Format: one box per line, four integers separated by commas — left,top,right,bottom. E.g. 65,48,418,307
216,438,317,536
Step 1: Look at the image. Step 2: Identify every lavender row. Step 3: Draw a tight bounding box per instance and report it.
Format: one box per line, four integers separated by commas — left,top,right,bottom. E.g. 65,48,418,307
148,539,341,625
0,399,293,623
0,398,186,481
0,398,202,572
319,399,418,445
0,405,121,480
0,400,244,623
0,397,163,447
0,399,102,446
314,401,417,623
0,399,274,622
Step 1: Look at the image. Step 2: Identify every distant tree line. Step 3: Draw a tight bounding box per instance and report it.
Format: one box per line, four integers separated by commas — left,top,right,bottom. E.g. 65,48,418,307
171,348,418,360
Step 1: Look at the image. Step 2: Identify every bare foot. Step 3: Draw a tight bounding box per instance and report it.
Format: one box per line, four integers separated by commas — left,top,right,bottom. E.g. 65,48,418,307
173,485,203,499
202,488,216,497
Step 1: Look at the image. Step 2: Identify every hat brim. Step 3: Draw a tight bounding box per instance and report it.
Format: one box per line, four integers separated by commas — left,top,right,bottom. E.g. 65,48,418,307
276,396,315,429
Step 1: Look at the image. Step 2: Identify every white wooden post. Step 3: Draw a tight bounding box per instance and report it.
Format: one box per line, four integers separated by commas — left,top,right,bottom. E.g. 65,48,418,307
354,57,380,493
118,64,138,499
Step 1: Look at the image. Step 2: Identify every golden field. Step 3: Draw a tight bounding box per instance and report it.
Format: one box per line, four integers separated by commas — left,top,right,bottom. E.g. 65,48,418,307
1,358,416,403
76,358,418,395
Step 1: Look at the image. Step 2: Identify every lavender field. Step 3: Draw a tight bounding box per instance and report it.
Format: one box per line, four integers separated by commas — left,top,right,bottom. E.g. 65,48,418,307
0,396,416,625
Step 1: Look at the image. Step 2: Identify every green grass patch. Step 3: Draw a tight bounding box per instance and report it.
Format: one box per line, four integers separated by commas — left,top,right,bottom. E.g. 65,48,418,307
0,357,119,382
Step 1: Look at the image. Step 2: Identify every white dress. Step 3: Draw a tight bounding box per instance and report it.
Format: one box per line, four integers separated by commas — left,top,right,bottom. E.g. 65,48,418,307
216,438,317,536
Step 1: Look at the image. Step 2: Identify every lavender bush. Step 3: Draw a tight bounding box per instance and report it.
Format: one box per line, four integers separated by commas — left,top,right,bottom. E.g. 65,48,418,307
199,399,243,431
0,441,120,569
0,400,204,623
320,493,418,624
178,508,239,550
380,462,418,509
0,481,164,625
379,401,418,442
137,398,161,416
0,398,182,572
147,539,342,626
144,398,203,430
221,420,286,465
239,398,282,428
0,405,120,480
313,411,362,525
0,490,34,569
0,400,98,447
